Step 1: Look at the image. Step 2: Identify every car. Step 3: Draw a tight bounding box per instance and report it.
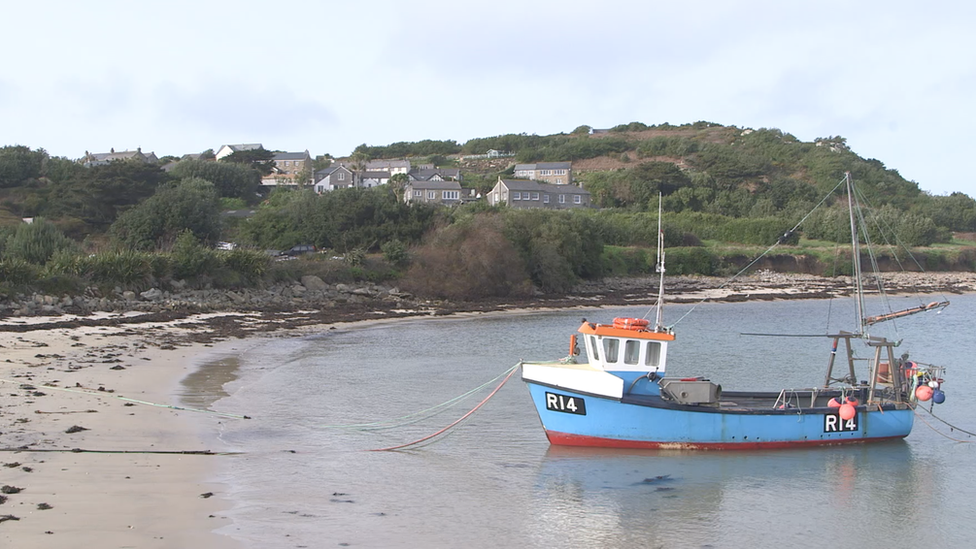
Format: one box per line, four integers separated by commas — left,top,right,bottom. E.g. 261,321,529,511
284,244,317,256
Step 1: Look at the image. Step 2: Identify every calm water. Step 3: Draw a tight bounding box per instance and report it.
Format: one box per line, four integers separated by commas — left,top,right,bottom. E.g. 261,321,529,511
195,294,976,548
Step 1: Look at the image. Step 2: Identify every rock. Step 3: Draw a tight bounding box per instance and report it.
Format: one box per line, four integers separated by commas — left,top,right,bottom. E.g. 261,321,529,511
140,288,163,301
122,291,136,301
301,275,329,292
335,283,351,293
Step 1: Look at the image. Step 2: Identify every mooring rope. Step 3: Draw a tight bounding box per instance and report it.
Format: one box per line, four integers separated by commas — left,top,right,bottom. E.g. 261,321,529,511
369,363,520,452
0,378,250,420
914,405,976,440
323,364,519,431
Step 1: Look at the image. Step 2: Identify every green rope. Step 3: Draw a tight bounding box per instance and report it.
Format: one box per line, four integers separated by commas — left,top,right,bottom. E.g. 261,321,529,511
0,378,250,420
323,363,520,431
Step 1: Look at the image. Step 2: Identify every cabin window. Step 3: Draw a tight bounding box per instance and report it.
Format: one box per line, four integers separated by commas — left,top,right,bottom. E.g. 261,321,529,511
603,338,619,363
624,340,640,365
588,335,600,360
645,342,661,367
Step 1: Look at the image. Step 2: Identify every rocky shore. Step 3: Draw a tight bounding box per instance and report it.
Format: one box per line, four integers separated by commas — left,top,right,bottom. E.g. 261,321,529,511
2,270,975,340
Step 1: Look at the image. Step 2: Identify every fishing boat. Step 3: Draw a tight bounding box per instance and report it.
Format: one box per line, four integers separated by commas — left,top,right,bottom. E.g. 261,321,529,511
520,174,949,449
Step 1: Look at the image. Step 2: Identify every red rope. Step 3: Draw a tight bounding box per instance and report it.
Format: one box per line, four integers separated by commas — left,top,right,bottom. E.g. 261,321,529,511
369,365,519,452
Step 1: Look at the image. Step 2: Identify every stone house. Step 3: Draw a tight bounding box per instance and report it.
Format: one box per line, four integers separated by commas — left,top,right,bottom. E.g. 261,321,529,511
512,162,572,185
488,178,590,209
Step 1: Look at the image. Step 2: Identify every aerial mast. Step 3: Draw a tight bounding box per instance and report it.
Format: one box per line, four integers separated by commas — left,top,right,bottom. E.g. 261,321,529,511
654,193,666,331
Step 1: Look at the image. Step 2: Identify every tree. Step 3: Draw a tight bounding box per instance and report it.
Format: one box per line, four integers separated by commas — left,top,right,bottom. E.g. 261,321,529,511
170,159,260,200
110,177,222,250
388,173,409,202
220,147,275,176
0,145,47,187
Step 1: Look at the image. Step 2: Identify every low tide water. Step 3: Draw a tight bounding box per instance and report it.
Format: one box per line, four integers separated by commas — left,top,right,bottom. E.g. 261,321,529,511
194,294,976,548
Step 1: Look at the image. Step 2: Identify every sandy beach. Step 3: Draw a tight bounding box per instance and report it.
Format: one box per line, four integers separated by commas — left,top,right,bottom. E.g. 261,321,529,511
2,271,974,547
0,314,254,548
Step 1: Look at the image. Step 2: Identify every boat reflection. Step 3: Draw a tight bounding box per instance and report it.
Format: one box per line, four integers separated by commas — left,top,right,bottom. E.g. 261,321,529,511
526,442,931,548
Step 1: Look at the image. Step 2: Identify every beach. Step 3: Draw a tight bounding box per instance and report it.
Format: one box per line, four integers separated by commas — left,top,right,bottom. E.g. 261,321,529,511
2,271,974,547
0,314,251,548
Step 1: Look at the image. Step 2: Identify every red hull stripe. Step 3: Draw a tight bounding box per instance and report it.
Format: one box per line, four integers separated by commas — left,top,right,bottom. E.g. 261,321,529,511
546,430,907,450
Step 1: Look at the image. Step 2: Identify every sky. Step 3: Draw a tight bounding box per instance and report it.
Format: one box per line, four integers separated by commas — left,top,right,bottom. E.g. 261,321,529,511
2,1,973,196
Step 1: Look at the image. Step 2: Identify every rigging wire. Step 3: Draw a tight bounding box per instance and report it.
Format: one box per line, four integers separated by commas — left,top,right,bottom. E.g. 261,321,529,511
667,175,849,329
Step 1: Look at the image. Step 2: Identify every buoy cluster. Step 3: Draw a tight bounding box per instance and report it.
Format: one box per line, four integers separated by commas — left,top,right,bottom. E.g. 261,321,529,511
907,361,946,404
828,396,859,420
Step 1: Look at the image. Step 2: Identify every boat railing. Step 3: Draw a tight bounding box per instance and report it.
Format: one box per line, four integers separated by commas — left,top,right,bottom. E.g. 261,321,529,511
773,388,821,410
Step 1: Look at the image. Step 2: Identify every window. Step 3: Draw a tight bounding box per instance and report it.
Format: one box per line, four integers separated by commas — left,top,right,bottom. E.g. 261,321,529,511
558,195,566,204
624,340,640,365
574,195,582,204
532,192,539,200
603,338,619,363
284,161,291,166
588,336,600,360
645,342,662,367
443,190,459,200
556,178,563,184
414,190,422,197
543,195,550,203
427,191,436,199
512,192,520,200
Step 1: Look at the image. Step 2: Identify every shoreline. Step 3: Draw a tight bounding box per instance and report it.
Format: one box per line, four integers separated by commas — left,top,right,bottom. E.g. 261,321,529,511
2,272,973,546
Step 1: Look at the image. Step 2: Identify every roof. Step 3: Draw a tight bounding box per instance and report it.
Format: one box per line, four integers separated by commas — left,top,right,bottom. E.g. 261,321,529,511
407,180,462,190
273,151,310,161
514,162,572,171
366,159,411,169
220,143,263,152
408,168,460,181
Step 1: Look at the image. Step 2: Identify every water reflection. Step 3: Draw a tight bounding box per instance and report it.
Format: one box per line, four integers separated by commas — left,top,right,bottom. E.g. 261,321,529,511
530,442,932,548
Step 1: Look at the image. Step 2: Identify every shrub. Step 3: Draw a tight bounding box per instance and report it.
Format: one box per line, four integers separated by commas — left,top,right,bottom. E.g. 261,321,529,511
0,258,40,286
4,218,78,265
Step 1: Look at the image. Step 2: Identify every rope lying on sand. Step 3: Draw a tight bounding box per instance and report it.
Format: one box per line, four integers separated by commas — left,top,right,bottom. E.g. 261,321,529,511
0,378,250,420
0,447,240,455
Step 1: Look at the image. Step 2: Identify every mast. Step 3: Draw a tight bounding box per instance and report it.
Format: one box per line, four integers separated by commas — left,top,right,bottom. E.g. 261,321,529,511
845,172,867,336
654,193,666,331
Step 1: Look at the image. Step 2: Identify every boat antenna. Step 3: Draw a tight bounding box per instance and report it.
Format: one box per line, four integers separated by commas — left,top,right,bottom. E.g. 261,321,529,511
845,172,867,337
654,192,666,331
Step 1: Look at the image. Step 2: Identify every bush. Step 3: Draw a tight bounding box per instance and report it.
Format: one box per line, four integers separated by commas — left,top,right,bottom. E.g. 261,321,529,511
402,214,532,300
0,258,40,286
170,230,218,280
220,248,271,283
4,218,78,265
381,239,409,267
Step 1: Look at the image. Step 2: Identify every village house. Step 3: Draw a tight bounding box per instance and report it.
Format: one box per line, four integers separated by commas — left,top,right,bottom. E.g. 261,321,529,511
83,148,158,167
264,150,312,185
365,159,411,175
313,165,356,192
404,180,466,206
488,178,591,209
512,161,572,185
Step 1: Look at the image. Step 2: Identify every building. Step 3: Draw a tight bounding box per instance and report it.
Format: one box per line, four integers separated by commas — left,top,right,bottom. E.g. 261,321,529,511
365,159,411,175
404,180,465,206
83,148,158,167
488,178,590,209
314,165,356,192
512,162,572,185
215,143,263,160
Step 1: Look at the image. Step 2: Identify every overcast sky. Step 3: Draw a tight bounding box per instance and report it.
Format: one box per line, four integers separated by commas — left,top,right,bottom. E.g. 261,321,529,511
2,1,972,195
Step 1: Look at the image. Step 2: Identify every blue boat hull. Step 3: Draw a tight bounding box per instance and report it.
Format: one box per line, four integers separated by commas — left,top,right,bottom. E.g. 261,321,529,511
525,381,915,450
